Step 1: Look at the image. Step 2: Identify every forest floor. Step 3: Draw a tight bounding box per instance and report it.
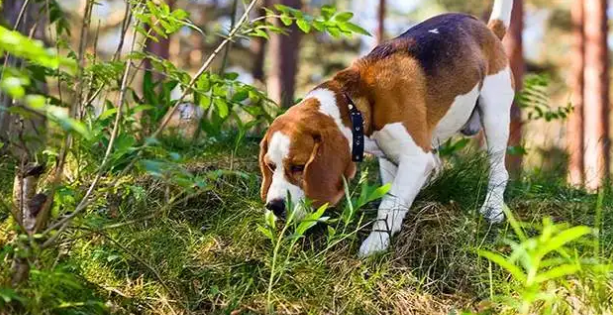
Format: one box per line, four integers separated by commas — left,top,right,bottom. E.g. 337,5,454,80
1,135,612,315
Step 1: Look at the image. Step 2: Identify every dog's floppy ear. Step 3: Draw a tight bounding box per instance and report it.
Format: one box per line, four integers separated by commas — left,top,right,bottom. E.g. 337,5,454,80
303,129,355,207
259,137,272,201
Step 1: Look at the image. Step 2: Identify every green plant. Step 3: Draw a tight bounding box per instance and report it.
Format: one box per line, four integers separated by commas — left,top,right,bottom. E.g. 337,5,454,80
258,201,330,312
518,74,573,122
477,206,612,314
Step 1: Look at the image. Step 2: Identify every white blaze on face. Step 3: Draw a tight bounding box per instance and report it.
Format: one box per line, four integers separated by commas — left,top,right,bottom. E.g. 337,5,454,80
265,132,305,207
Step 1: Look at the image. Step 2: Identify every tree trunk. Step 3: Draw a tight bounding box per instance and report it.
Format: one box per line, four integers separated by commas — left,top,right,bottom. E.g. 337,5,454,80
377,0,386,44
1,0,48,286
567,0,585,186
267,0,302,108
251,0,270,83
583,0,610,191
0,0,46,148
503,0,524,176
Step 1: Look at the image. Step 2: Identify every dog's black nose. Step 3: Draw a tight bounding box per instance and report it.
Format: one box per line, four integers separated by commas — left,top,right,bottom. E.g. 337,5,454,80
265,199,286,218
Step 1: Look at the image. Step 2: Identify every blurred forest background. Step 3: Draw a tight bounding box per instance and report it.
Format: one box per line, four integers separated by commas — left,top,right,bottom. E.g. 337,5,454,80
48,0,613,187
1,0,613,314
2,0,611,185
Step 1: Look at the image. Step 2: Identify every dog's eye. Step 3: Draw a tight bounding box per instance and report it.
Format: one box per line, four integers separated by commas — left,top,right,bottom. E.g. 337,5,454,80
290,165,305,173
267,163,276,171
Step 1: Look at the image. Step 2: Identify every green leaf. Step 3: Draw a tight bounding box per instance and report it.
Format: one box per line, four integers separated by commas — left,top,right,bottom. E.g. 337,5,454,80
502,204,527,242
280,14,293,26
366,183,391,204
0,288,25,304
265,211,276,229
1,77,26,99
478,250,527,284
327,226,336,238
343,22,371,36
334,12,354,22
257,224,274,241
0,25,77,72
312,20,325,32
321,5,336,20
199,96,212,109
224,72,239,80
98,108,117,120
46,105,91,139
25,95,46,109
131,104,155,114
539,226,592,256
231,90,249,103
327,26,341,38
274,4,291,13
214,98,229,118
296,19,311,33
251,29,270,39
534,264,580,283
295,204,328,236
140,159,165,177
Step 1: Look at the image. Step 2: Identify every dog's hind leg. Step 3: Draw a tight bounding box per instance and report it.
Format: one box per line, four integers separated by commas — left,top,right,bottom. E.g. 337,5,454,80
478,67,515,223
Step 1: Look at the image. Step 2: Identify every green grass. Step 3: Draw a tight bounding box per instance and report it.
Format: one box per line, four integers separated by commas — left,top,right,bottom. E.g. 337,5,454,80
1,136,612,314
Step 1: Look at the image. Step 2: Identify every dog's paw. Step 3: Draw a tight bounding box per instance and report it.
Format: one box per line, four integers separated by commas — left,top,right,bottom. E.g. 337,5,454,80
358,232,390,257
480,204,505,224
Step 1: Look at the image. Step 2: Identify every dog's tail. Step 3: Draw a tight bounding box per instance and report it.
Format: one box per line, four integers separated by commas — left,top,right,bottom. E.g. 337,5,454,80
488,0,514,39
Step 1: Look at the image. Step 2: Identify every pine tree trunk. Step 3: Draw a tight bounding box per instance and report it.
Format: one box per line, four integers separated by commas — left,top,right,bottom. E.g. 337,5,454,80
251,0,270,82
567,0,585,186
583,0,610,191
503,0,524,176
267,0,302,108
377,0,386,44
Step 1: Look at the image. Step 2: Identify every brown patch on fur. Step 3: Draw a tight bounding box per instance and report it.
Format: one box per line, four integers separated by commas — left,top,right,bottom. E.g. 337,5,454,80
358,55,432,150
480,23,509,75
327,16,509,151
487,19,507,40
259,99,355,206
259,138,272,201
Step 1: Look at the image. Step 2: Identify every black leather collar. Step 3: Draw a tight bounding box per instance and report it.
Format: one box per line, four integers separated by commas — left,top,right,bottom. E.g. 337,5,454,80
345,93,364,162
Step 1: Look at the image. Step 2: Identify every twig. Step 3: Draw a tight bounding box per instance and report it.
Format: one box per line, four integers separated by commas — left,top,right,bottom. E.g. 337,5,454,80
33,0,95,232
13,0,32,31
113,2,132,61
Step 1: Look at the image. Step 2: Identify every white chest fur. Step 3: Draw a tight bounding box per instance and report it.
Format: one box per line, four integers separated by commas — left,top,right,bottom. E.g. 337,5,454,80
432,84,481,147
371,123,424,164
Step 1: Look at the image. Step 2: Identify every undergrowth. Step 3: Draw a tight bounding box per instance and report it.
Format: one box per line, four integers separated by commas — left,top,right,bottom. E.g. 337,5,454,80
2,136,611,314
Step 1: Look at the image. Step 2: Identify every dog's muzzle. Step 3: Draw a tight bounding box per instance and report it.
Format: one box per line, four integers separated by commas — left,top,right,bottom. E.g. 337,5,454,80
265,199,286,218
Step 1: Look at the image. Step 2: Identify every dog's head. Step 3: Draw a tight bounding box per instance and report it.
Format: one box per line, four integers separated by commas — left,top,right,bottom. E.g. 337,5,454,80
259,98,356,218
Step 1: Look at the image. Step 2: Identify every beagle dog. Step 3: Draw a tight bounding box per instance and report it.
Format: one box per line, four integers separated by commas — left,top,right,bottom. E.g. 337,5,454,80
259,0,516,257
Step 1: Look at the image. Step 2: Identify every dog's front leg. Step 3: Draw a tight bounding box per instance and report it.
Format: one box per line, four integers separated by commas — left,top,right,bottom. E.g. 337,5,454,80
359,150,436,257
